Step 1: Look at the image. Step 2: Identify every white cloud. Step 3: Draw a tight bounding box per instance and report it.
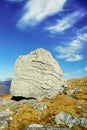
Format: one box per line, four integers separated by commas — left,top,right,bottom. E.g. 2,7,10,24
54,39,83,62
6,0,24,2
79,25,87,33
53,31,87,62
84,66,87,71
17,0,68,28
77,33,87,41
46,11,85,33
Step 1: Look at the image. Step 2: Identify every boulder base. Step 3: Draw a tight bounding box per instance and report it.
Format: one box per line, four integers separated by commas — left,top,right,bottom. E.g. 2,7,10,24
10,48,66,100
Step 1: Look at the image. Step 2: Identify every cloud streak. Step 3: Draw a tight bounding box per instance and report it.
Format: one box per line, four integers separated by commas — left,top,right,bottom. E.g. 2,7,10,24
46,11,85,33
84,66,87,71
17,0,68,29
77,33,87,41
54,39,83,62
54,32,87,62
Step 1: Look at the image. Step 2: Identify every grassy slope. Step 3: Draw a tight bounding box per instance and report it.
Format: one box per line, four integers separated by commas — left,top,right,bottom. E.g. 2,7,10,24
0,76,87,130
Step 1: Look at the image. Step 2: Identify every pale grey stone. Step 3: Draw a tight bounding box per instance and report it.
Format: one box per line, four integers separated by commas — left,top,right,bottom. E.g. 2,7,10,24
66,88,82,95
0,109,10,119
10,48,66,100
0,121,8,129
0,99,15,107
24,124,70,130
30,103,47,112
81,118,87,128
55,112,87,128
26,124,44,128
0,109,13,129
0,108,12,121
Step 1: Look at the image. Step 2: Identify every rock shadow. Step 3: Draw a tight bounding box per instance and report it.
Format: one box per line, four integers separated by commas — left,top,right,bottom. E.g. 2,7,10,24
11,96,37,101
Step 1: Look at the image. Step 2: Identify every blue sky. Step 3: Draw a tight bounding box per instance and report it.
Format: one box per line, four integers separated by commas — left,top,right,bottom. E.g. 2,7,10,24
0,0,87,80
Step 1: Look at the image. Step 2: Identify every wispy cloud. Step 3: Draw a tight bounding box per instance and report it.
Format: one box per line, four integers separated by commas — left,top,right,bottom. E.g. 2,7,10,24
54,39,83,62
54,31,87,62
46,11,85,33
79,25,87,33
77,33,87,41
17,0,68,29
84,66,87,71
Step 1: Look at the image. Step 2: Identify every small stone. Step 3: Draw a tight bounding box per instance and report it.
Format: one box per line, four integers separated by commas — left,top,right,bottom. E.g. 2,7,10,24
55,112,87,128
30,102,47,112
0,109,10,120
81,118,87,128
24,124,70,130
66,88,82,95
0,121,8,129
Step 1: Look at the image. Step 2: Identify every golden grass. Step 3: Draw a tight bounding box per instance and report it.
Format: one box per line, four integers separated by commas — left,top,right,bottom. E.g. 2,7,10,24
0,76,87,130
0,94,12,100
6,94,77,130
66,76,87,88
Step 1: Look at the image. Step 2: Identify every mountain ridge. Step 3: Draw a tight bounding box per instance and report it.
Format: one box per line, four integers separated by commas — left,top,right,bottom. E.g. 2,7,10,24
0,80,11,96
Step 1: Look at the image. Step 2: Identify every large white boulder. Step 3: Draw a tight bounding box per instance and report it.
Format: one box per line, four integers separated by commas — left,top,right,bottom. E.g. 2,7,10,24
10,48,66,100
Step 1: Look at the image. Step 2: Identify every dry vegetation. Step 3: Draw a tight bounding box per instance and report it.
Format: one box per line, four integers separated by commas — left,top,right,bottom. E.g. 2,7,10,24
0,76,87,130
67,76,87,119
66,76,87,88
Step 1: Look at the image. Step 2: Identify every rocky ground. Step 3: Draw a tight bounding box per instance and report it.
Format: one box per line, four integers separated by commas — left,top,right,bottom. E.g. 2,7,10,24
0,76,87,130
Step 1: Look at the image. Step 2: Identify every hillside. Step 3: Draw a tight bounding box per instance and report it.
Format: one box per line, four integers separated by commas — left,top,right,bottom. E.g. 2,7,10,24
66,76,87,88
0,76,87,130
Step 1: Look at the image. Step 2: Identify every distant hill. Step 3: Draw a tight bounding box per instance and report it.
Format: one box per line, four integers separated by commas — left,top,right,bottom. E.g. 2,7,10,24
0,80,11,96
66,76,87,88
